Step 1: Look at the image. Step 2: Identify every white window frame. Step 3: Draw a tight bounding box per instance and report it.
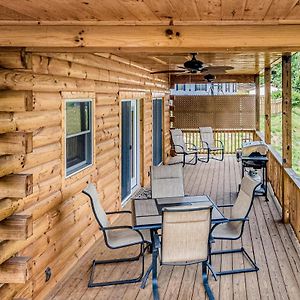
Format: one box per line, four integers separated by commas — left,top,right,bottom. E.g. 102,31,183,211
65,99,93,178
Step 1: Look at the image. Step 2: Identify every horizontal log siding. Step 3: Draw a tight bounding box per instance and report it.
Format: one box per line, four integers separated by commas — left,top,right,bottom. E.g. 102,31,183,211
0,50,169,299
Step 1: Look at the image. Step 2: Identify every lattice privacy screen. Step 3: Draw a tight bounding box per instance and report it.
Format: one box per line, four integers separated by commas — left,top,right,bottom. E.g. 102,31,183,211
173,95,255,129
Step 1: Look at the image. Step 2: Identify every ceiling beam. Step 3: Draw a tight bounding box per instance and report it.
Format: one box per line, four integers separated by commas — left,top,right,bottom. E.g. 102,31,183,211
1,25,300,51
171,74,255,85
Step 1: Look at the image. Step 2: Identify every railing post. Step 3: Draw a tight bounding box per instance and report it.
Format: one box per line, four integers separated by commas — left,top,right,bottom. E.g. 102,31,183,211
264,67,271,144
282,53,292,223
255,74,260,131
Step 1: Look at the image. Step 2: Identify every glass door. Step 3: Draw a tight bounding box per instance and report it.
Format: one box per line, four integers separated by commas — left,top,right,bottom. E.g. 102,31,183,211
153,99,163,166
121,100,139,202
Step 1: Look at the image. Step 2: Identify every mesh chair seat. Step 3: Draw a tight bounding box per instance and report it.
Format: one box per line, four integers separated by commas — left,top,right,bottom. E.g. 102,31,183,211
211,222,241,239
107,228,151,248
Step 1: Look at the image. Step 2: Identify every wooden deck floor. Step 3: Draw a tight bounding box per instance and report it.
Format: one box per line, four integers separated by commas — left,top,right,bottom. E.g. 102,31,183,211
49,155,300,300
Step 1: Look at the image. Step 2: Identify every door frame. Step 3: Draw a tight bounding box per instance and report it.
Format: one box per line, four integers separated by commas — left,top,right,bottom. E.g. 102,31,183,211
121,99,140,205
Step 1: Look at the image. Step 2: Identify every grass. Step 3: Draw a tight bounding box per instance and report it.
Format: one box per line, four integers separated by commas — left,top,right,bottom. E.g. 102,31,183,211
261,107,300,175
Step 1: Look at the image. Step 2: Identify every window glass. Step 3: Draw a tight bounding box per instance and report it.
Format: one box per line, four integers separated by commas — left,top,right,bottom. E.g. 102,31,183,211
65,100,92,177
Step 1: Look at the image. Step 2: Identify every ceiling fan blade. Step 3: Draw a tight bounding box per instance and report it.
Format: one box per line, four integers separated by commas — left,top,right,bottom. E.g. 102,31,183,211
150,69,186,74
201,66,234,74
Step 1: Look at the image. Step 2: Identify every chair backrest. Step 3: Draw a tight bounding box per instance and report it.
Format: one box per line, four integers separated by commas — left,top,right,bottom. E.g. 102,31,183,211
161,205,212,265
170,129,186,153
199,127,214,148
230,174,260,232
83,183,110,229
151,164,184,198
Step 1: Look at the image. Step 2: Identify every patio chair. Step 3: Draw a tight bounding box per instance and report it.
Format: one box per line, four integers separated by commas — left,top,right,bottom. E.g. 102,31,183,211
151,164,184,199
170,129,198,166
199,127,224,163
151,205,215,300
82,183,151,287
210,174,260,275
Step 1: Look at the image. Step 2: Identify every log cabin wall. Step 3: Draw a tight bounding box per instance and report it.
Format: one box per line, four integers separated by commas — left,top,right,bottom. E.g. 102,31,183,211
0,50,170,299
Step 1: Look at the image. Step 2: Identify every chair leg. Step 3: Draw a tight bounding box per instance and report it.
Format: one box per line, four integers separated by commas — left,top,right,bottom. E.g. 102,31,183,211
210,247,259,276
198,149,209,163
202,263,215,300
88,244,145,287
152,247,160,300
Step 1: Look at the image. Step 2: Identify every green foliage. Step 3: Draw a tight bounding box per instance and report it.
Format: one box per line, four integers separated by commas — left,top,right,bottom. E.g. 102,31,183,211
271,90,281,100
292,91,300,107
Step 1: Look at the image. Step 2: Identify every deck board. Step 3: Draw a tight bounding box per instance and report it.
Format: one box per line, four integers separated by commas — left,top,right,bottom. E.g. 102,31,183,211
48,155,300,300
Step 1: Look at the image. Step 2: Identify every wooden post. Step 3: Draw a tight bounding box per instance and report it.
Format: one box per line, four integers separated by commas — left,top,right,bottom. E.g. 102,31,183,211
264,67,271,144
255,74,260,131
282,53,292,223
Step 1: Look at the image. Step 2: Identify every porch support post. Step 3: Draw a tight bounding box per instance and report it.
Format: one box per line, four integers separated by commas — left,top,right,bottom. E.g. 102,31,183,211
282,53,292,223
264,67,271,144
255,74,260,131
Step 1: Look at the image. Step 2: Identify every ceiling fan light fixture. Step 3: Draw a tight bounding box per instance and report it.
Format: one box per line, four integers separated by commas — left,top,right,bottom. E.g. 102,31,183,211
204,74,216,82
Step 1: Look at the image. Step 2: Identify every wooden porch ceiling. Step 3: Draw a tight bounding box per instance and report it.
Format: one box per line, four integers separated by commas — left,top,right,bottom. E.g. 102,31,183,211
0,1,299,76
48,156,300,300
0,0,300,23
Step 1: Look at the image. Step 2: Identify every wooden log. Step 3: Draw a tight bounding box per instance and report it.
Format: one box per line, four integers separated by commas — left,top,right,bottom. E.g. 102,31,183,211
0,112,16,134
0,283,23,300
13,110,61,131
264,67,271,144
95,115,119,131
0,70,95,92
22,142,61,172
33,126,61,148
0,155,25,178
0,132,33,155
0,199,18,222
0,198,18,221
0,215,50,265
0,174,33,199
95,127,119,141
95,138,119,155
0,215,33,240
96,93,117,106
0,256,31,283
0,90,33,112
0,51,28,69
32,92,62,111
35,53,161,82
95,104,119,118
94,81,119,94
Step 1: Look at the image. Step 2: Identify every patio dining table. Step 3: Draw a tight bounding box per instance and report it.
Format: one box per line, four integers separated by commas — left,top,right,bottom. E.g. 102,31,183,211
131,195,227,298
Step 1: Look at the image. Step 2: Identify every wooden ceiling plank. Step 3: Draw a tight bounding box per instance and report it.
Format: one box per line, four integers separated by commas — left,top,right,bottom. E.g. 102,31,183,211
117,0,160,21
199,0,222,20
143,0,177,21
0,5,34,20
243,0,274,20
221,0,246,20
285,2,300,20
264,0,299,20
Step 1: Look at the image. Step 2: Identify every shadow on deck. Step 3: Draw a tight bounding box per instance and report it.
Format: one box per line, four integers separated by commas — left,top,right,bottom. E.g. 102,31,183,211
49,155,300,300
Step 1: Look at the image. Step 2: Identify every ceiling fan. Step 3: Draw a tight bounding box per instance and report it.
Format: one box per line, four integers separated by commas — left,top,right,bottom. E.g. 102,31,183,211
150,53,234,77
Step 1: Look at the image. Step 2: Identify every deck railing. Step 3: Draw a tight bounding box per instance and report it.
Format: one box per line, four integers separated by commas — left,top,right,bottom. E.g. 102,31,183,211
254,131,300,241
181,128,300,241
182,128,254,154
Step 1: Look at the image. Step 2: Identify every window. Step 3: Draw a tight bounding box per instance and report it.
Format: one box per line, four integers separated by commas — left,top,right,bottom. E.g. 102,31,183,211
65,100,92,177
176,84,186,91
195,84,207,91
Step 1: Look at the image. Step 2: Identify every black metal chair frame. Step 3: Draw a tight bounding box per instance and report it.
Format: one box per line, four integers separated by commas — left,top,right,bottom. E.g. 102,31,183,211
209,181,260,276
170,143,198,167
83,190,151,287
150,206,215,300
199,140,224,163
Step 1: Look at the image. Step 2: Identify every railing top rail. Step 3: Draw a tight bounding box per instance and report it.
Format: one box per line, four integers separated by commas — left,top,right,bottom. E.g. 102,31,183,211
181,128,255,132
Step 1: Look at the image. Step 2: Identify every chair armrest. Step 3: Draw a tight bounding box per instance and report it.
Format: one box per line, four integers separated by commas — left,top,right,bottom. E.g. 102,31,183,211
185,142,198,151
106,210,132,215
217,204,234,208
200,141,209,149
102,225,148,244
214,139,224,148
173,144,185,153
